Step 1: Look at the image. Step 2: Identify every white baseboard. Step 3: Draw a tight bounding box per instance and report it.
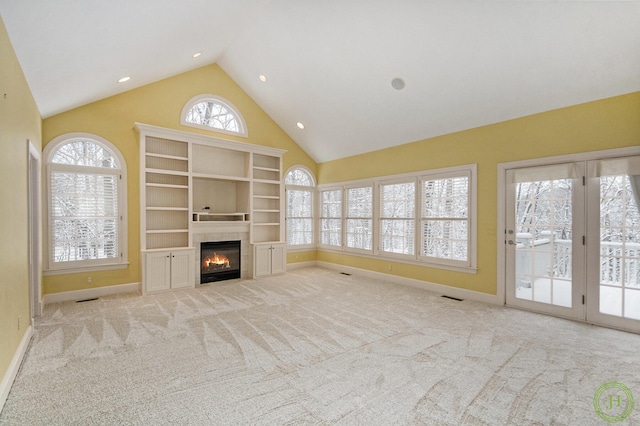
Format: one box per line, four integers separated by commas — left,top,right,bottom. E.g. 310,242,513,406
43,282,140,305
316,261,500,305
0,325,33,413
286,261,318,271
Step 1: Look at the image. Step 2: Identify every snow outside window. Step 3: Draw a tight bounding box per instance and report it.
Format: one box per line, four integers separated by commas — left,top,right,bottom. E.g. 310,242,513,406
181,94,247,137
380,180,415,256
421,172,470,265
45,134,127,272
285,167,315,247
346,186,373,251
320,189,342,247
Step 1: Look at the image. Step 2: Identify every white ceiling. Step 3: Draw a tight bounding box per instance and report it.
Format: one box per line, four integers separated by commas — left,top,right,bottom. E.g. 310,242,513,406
2,1,639,163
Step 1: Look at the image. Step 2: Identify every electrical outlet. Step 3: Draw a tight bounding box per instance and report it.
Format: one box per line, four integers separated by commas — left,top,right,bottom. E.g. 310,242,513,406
87,276,92,283
388,264,392,271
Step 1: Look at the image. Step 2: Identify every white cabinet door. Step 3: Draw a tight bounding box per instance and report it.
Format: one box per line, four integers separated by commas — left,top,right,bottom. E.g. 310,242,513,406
270,244,286,275
144,249,195,294
171,250,194,289
253,243,286,278
144,251,171,294
254,244,273,278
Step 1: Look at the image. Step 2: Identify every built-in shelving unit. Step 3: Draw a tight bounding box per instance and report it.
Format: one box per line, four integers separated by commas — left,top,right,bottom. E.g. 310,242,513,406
136,122,286,258
251,153,283,244
142,136,190,250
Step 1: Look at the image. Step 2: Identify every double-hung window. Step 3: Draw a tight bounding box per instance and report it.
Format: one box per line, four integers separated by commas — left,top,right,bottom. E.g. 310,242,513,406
45,134,127,273
420,167,476,268
319,189,342,247
380,179,416,257
345,185,373,252
316,164,476,272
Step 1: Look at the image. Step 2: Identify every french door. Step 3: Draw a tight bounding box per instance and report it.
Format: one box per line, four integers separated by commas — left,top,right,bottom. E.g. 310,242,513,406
504,154,640,333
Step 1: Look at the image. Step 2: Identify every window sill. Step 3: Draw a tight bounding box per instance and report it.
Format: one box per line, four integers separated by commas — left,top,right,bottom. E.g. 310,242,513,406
317,247,477,275
44,262,129,276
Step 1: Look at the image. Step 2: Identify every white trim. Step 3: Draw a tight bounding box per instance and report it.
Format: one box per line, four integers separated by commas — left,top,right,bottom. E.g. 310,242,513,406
0,325,33,413
286,260,317,270
44,262,129,276
43,282,139,305
180,94,248,138
316,261,498,305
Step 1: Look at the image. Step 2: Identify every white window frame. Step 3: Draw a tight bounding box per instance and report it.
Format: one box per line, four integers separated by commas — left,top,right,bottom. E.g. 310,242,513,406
418,165,477,270
285,166,315,250
43,133,128,275
316,164,477,274
318,187,343,249
378,177,417,260
180,94,248,137
345,184,374,254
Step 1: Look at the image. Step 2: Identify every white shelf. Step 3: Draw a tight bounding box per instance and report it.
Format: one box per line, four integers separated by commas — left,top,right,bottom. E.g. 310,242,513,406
146,152,188,161
192,212,249,222
146,183,188,189
146,207,189,211
145,168,189,177
253,166,280,172
146,229,189,234
191,172,250,182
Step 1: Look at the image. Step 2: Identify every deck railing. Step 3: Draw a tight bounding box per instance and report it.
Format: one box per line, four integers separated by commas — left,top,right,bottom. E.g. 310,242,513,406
515,233,640,288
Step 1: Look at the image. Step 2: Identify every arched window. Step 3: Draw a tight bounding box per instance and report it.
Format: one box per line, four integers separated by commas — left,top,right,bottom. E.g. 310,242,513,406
44,133,127,272
181,94,248,137
285,166,315,247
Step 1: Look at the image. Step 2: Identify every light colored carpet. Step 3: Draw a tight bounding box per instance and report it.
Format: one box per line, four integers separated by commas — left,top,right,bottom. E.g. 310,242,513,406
1,267,639,425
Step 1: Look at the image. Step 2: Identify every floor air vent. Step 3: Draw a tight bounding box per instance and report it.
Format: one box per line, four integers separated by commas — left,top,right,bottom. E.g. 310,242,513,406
76,298,99,303
441,295,463,302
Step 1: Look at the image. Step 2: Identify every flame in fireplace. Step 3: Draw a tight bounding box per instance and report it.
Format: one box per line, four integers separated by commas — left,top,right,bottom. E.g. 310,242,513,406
202,252,230,270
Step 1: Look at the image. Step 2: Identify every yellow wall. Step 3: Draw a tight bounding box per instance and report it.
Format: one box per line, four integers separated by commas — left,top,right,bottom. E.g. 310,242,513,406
317,92,640,295
42,64,316,294
0,16,42,390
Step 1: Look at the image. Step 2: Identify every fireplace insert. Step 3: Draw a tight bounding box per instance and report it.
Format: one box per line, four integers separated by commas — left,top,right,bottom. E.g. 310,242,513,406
200,240,241,283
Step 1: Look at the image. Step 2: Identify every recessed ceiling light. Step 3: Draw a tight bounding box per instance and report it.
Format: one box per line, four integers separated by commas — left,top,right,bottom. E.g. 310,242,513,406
259,74,267,82
117,76,130,83
391,77,405,90
192,52,202,58
296,122,305,130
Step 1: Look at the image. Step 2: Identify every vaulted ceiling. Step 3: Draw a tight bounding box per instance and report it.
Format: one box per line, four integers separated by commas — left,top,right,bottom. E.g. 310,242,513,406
2,1,639,162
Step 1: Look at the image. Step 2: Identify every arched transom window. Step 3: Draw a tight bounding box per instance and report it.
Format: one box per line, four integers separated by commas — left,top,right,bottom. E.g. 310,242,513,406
181,94,248,137
44,133,127,272
285,166,315,247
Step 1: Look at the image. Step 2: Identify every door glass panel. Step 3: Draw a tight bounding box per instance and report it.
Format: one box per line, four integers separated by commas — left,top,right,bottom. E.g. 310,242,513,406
598,174,640,319
514,178,573,307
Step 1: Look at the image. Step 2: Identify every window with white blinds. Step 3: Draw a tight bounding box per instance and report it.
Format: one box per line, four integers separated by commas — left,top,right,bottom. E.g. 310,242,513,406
319,189,342,247
45,134,127,272
420,172,471,265
346,186,373,251
317,164,476,272
380,180,415,256
285,167,315,248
